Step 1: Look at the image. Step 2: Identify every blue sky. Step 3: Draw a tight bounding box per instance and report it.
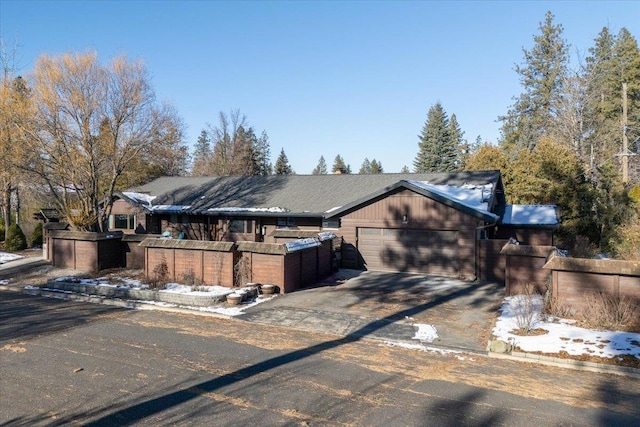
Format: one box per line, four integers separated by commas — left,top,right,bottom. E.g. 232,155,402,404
1,1,638,174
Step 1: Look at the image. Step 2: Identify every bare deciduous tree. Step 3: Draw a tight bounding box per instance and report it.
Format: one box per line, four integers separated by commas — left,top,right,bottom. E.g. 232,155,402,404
23,51,184,231
0,39,30,238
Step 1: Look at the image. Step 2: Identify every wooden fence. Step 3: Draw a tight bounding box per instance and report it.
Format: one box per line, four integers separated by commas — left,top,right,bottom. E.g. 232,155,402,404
544,257,640,314
501,244,556,295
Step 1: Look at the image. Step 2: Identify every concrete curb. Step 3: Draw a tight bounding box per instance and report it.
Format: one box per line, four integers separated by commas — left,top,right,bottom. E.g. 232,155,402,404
488,350,640,379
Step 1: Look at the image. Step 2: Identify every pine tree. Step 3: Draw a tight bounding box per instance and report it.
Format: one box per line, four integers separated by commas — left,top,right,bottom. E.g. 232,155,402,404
358,158,371,174
584,27,640,181
448,114,464,170
191,129,212,176
274,148,293,175
499,11,569,153
253,130,272,175
370,159,383,174
312,156,328,175
413,102,457,172
332,155,350,174
400,165,410,174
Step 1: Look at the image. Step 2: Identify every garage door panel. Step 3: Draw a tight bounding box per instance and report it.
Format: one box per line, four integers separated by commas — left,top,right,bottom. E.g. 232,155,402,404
358,227,458,275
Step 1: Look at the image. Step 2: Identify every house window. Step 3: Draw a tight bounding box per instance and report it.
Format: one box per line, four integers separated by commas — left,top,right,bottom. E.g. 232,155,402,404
229,219,253,233
277,217,296,229
113,214,135,229
322,218,340,229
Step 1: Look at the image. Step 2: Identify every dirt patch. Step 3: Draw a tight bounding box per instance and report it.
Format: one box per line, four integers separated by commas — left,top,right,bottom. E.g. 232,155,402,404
515,348,640,369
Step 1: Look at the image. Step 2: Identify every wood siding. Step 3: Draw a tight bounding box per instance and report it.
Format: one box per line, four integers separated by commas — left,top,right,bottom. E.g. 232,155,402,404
339,189,479,278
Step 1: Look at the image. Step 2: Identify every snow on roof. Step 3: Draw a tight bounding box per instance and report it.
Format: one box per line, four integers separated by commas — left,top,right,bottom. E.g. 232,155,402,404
501,204,559,226
325,206,342,214
206,207,288,213
150,205,192,213
317,231,336,241
122,191,156,207
406,180,498,220
285,238,321,252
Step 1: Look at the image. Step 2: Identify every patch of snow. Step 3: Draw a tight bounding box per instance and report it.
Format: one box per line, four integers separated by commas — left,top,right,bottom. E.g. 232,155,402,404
384,341,473,361
160,283,232,297
501,204,559,226
325,206,342,214
317,231,336,241
0,251,23,264
0,279,10,285
285,238,321,252
412,324,439,343
405,180,498,220
150,205,192,213
493,295,640,360
122,192,156,208
206,206,288,213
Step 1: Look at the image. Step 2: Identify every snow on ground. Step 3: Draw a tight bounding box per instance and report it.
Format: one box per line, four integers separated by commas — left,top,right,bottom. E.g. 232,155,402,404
493,295,640,361
0,251,23,264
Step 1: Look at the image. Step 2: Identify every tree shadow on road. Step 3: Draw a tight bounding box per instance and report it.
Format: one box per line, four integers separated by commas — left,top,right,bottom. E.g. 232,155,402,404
0,291,125,343
76,281,506,426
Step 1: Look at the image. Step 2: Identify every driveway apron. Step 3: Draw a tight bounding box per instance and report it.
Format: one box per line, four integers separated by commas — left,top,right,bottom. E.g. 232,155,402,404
238,271,505,352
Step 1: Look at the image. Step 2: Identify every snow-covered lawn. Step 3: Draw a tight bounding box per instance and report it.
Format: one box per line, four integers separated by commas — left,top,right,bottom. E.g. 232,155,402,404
493,295,640,362
0,251,23,264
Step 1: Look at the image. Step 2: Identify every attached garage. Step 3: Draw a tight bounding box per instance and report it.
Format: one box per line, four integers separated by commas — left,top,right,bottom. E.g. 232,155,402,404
357,227,458,275
329,178,503,279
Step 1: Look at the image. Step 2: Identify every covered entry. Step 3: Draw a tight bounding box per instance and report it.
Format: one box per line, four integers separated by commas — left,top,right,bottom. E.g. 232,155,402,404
357,227,458,275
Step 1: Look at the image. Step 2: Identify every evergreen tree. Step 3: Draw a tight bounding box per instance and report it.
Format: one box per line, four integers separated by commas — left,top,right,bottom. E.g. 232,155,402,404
448,114,465,169
274,148,293,175
5,223,26,251
312,156,328,174
583,27,640,181
400,165,410,174
332,155,351,174
252,130,272,176
191,130,212,176
358,158,371,174
370,159,383,174
499,11,569,153
413,102,457,172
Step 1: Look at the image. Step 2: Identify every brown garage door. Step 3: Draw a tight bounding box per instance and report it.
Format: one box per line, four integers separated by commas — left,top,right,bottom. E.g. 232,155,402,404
357,228,458,275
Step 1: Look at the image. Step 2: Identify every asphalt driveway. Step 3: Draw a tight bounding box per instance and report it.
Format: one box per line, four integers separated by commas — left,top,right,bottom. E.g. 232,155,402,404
239,270,505,352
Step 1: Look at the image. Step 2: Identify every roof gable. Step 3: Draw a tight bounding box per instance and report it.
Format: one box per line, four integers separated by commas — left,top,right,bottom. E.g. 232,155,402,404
325,179,500,222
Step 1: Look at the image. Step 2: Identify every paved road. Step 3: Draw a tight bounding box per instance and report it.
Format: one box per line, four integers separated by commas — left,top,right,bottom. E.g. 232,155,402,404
1,291,639,426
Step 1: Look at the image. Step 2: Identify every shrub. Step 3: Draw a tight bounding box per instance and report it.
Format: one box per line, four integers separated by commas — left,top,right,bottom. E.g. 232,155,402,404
4,224,27,251
148,257,169,290
581,292,638,331
0,219,5,242
513,283,540,333
31,222,43,248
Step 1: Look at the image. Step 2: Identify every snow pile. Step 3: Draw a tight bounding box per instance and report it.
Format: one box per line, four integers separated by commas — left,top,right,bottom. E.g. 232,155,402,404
0,251,23,265
493,295,640,360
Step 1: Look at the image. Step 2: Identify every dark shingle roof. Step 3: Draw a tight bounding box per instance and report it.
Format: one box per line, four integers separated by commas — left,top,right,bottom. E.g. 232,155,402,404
131,171,502,217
